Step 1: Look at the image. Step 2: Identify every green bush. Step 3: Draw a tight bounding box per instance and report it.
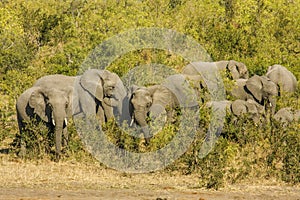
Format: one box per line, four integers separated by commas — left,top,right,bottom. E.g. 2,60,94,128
0,0,299,188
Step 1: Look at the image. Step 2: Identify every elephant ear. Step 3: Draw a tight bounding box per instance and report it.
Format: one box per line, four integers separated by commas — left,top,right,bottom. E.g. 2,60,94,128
227,60,240,80
65,86,74,117
80,69,104,101
28,88,48,122
114,78,127,101
246,75,263,103
129,85,141,97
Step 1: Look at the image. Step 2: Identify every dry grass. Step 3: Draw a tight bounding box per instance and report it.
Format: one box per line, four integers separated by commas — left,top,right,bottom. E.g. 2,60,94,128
0,154,199,191
1,154,300,199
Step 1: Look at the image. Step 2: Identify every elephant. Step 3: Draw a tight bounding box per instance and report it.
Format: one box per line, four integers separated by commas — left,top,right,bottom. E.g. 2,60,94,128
205,99,265,123
74,69,124,121
26,69,126,159
273,107,300,126
129,74,198,144
230,99,265,123
216,60,249,80
230,78,248,100
181,74,208,104
34,69,127,125
230,75,278,114
266,64,297,94
16,86,72,160
129,85,174,143
182,60,249,80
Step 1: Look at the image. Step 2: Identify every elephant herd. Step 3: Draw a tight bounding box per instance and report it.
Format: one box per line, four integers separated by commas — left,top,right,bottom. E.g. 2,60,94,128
16,61,299,160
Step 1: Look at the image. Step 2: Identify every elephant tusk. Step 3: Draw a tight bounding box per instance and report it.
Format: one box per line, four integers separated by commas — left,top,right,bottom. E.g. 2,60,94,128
64,118,68,126
52,119,56,126
269,102,272,107
130,118,134,127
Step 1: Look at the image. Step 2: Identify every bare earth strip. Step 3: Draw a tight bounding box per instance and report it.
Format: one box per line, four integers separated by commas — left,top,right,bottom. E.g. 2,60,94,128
1,156,300,200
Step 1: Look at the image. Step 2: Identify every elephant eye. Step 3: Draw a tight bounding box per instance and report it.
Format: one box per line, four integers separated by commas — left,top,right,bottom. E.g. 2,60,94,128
108,86,115,90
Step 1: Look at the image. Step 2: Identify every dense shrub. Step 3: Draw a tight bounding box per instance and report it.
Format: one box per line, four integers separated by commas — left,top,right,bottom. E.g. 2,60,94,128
0,0,299,188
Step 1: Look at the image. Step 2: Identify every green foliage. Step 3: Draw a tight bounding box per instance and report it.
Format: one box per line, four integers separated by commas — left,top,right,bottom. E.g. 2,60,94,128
0,0,299,188
14,119,53,159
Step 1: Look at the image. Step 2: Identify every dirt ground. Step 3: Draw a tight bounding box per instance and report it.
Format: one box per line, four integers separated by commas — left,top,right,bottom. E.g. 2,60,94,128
1,154,300,200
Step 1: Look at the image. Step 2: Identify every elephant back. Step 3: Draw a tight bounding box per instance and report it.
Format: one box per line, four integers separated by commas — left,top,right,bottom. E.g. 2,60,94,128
266,64,297,93
162,74,198,108
34,74,76,91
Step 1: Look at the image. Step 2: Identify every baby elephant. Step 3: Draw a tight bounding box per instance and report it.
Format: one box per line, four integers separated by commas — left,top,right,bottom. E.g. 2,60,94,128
230,99,265,124
273,107,300,126
129,74,198,144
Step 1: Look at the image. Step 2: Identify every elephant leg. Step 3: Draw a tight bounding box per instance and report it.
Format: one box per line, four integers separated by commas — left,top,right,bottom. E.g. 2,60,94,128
166,109,177,124
19,132,26,158
54,128,63,162
96,105,105,125
102,102,114,122
17,117,26,157
142,126,152,145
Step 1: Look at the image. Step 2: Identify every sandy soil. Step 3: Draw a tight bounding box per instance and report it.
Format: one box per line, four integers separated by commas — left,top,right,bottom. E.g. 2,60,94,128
1,154,300,200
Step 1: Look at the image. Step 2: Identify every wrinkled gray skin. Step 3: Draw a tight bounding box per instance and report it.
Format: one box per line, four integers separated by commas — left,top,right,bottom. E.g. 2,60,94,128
16,86,72,160
34,70,127,124
129,85,179,144
76,69,127,123
231,99,265,123
130,74,198,144
205,99,265,124
30,70,126,159
266,64,297,94
182,60,249,80
231,75,278,115
273,107,300,126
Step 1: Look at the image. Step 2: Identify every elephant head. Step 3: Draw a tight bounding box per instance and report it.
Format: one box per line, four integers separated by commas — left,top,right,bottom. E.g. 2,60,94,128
245,75,278,114
79,69,127,122
129,74,198,144
129,84,181,143
28,86,72,159
129,86,155,143
227,60,249,80
215,60,249,80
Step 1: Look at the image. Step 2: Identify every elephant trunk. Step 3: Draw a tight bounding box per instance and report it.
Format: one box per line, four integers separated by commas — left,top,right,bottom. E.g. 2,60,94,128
133,111,152,144
267,97,276,115
52,110,68,161
103,97,124,121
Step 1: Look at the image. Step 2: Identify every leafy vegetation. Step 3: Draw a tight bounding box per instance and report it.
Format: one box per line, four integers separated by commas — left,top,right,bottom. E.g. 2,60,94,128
0,0,299,189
